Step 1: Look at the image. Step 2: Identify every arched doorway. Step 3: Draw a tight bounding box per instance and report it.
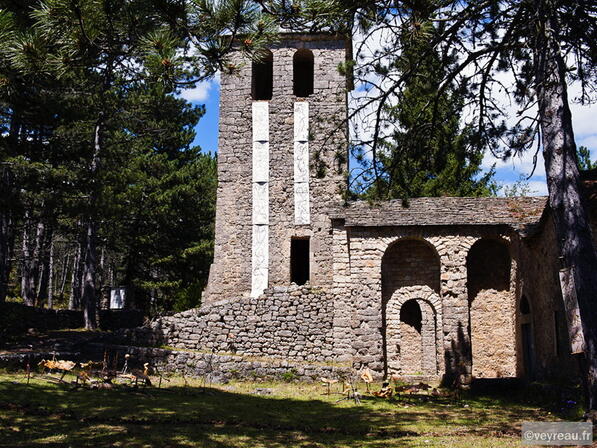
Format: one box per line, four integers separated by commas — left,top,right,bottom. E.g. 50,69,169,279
381,239,441,376
466,238,515,378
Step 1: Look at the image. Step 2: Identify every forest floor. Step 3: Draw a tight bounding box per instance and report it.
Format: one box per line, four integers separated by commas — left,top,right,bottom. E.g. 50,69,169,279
0,370,588,448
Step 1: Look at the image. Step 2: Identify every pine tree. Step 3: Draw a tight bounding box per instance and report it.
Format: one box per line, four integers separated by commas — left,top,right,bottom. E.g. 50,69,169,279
362,5,496,199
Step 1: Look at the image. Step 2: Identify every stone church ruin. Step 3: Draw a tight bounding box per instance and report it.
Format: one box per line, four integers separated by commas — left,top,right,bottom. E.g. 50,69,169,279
125,32,597,385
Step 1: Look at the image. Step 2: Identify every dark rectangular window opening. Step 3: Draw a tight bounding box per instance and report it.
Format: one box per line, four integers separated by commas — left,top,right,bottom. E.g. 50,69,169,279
291,238,310,285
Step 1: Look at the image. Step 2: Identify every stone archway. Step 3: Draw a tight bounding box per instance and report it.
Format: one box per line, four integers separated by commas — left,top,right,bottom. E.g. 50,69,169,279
385,286,442,376
381,238,442,377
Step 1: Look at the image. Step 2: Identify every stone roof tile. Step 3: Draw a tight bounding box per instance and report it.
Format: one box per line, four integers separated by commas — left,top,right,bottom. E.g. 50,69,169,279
331,196,547,228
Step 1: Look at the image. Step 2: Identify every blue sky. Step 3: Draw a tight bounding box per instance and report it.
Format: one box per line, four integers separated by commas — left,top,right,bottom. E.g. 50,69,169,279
184,78,595,196
182,77,220,155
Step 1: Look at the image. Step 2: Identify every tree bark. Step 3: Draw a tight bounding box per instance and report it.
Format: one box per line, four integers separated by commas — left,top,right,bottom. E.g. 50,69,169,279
69,240,82,310
80,115,105,330
47,234,54,309
536,6,597,411
59,253,69,301
30,220,45,307
20,216,45,307
82,220,98,329
36,227,52,305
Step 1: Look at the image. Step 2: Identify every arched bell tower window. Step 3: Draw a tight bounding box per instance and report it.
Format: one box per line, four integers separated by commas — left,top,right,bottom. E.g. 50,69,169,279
252,50,273,100
293,49,314,97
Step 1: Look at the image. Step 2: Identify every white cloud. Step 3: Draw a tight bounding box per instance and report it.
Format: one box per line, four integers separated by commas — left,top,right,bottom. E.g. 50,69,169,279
179,72,221,103
497,179,548,197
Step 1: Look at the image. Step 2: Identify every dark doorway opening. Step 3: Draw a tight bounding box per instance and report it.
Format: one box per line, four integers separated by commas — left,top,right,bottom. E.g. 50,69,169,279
291,238,309,285
252,50,273,100
521,322,535,380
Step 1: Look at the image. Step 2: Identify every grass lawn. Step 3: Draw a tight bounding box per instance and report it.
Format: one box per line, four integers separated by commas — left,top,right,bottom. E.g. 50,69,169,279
0,372,585,448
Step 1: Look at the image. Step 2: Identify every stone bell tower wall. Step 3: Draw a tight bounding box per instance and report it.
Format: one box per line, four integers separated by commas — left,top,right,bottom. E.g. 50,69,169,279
203,34,349,303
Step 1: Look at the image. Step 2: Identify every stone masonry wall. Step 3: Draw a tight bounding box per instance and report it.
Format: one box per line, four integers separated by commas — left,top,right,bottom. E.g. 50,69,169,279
123,285,335,363
469,288,517,378
467,239,517,378
331,224,519,384
204,34,348,303
518,215,578,380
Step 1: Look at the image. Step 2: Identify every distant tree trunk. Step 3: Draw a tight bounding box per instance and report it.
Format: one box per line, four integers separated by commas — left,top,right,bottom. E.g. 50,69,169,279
69,240,82,310
20,216,45,306
30,220,45,307
97,246,105,309
536,6,597,411
36,227,52,306
59,253,69,301
82,220,98,329
47,235,54,309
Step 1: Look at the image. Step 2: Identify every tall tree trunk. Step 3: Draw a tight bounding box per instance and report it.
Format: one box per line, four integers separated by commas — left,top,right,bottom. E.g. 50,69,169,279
20,216,35,306
30,220,45,307
36,227,51,305
82,220,98,329
69,240,82,310
59,253,69,301
47,234,54,309
20,217,45,307
536,6,597,411
80,114,105,330
97,246,105,309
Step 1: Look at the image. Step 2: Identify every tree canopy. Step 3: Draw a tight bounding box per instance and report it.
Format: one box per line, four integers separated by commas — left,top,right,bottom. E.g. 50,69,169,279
0,0,272,322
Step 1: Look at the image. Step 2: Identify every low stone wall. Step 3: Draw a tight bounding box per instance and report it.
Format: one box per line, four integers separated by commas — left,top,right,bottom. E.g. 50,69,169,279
88,343,350,382
119,285,335,363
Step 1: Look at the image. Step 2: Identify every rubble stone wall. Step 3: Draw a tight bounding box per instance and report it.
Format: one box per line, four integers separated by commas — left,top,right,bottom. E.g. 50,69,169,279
122,285,335,363
116,220,578,383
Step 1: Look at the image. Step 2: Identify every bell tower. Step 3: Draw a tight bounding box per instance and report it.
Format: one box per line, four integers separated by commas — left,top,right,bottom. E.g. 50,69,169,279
203,33,349,303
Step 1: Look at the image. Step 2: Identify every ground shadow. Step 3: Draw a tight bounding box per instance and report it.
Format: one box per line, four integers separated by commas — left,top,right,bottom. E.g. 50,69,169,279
0,379,427,448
